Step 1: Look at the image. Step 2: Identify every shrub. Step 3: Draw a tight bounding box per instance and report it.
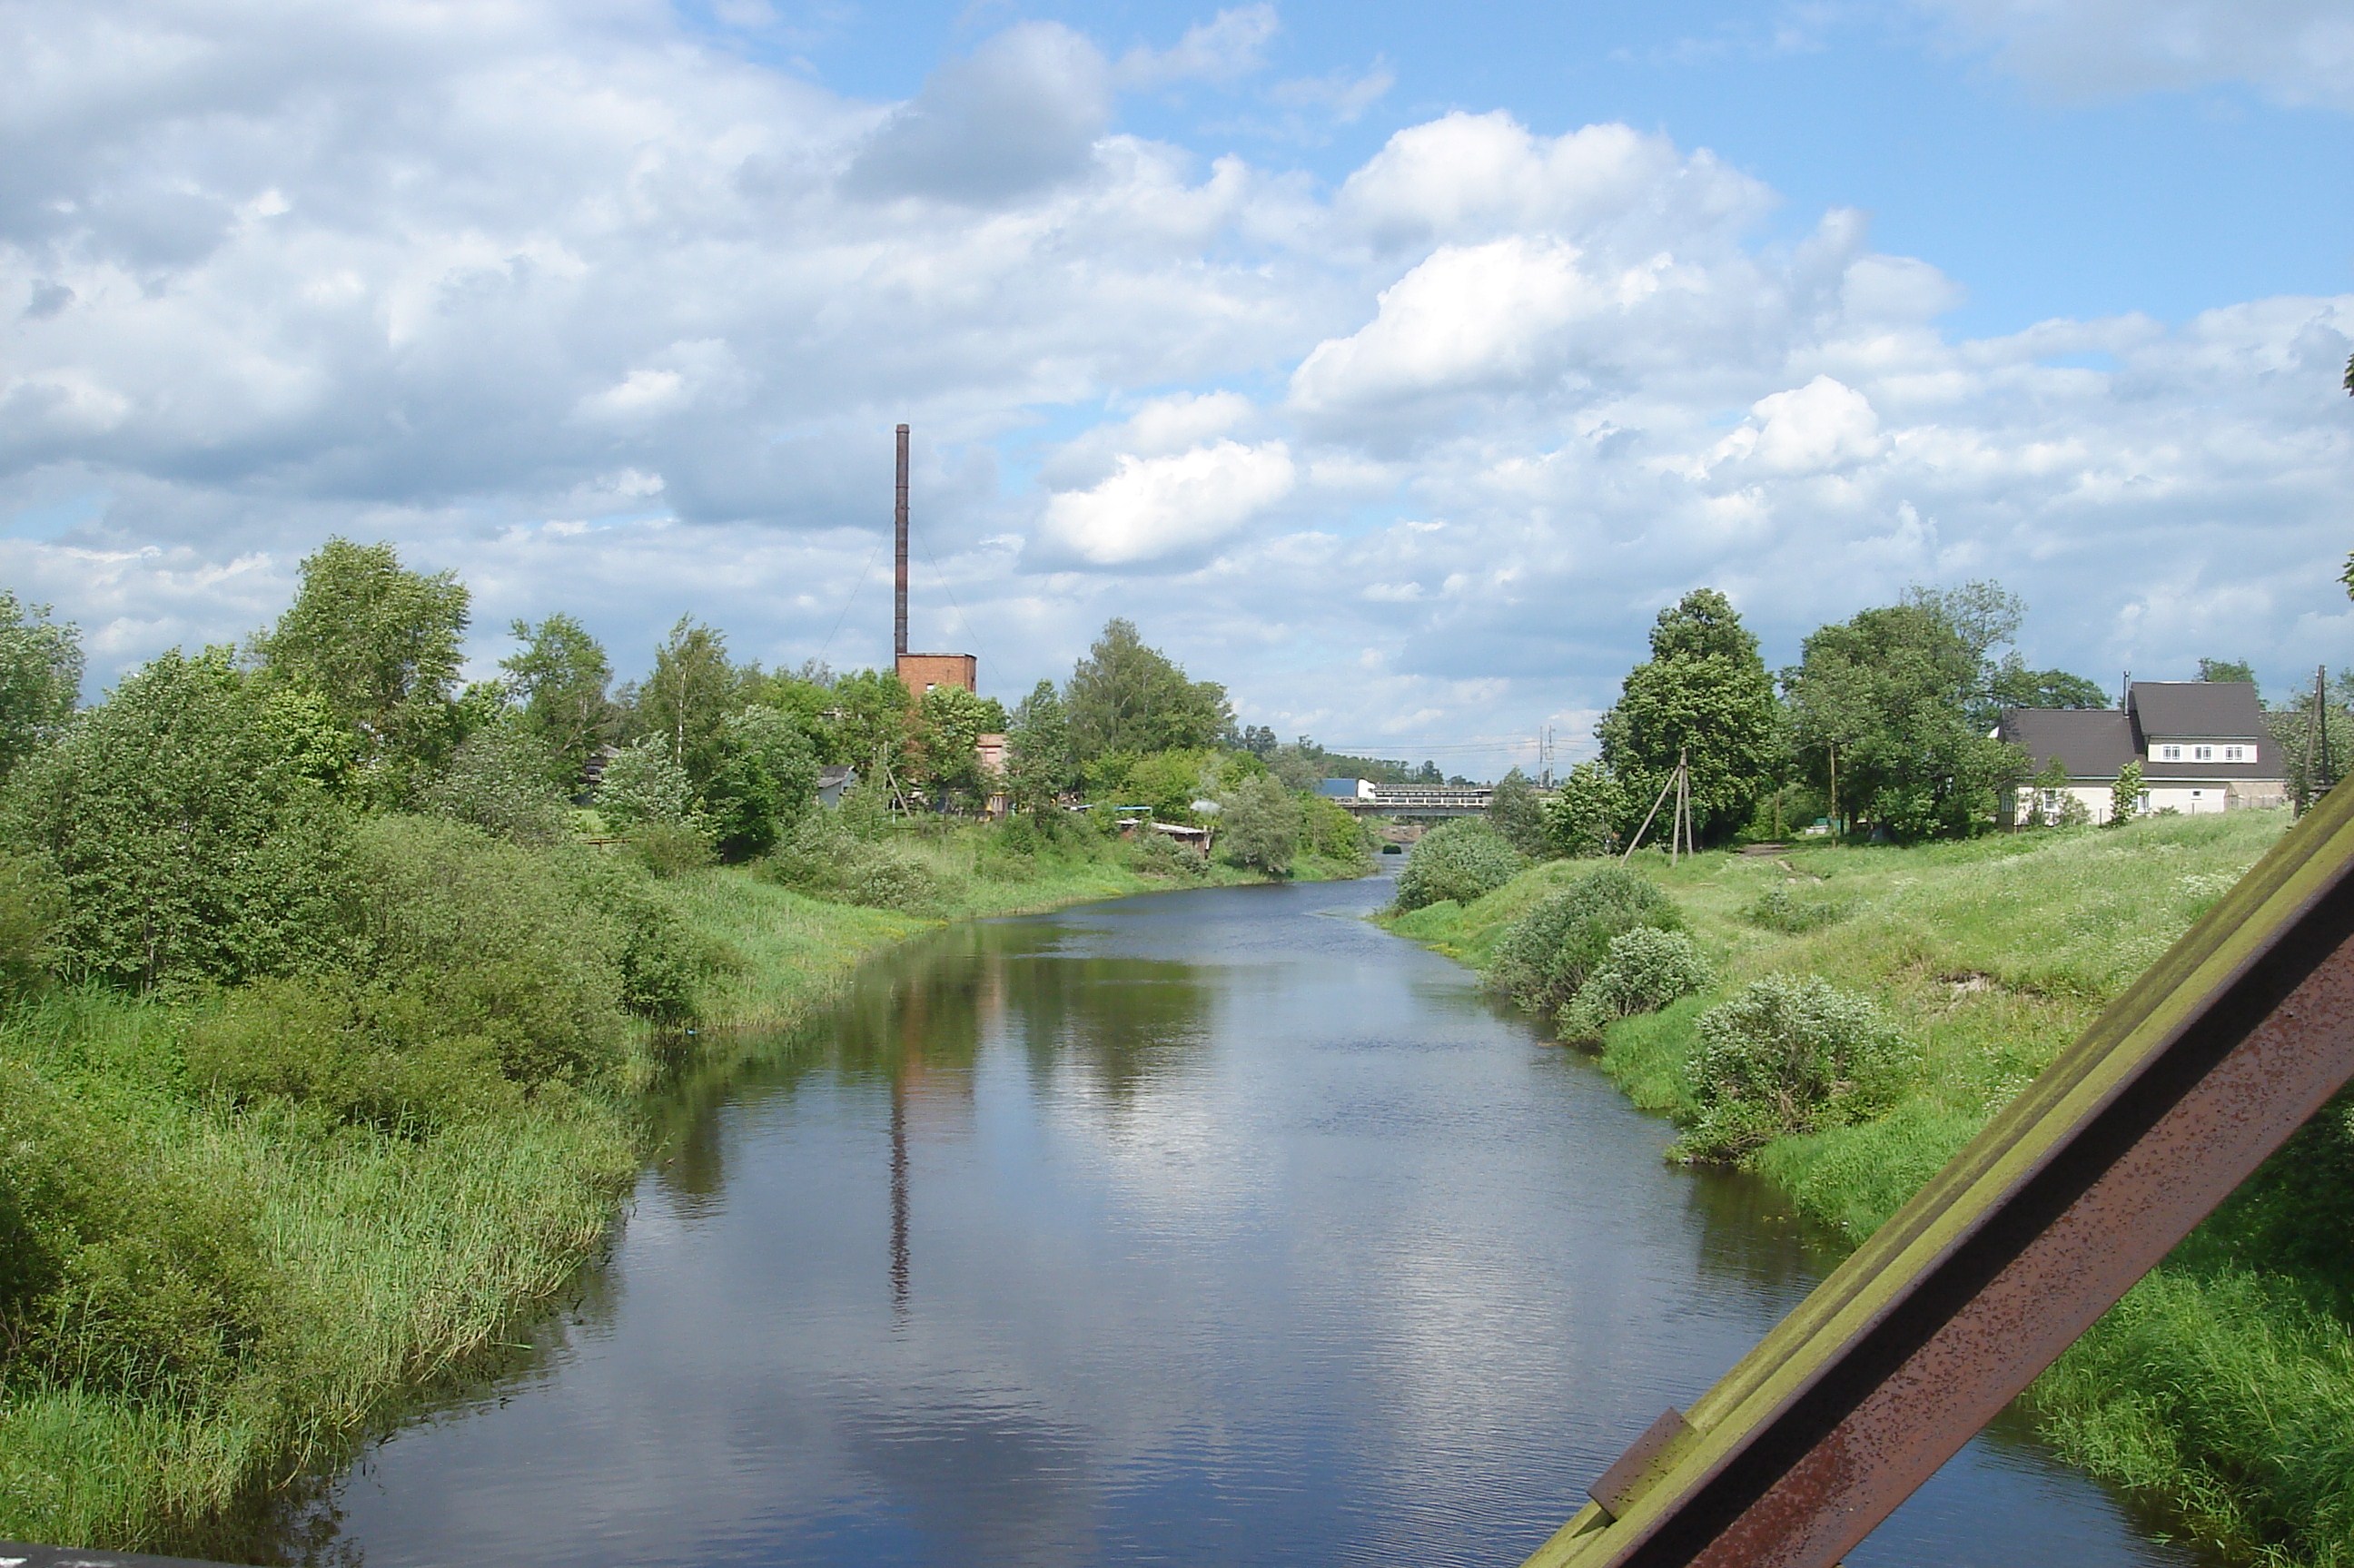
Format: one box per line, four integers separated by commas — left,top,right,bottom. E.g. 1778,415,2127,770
5,647,356,990
1302,794,1371,866
702,705,819,862
596,735,697,830
1743,883,1855,934
1487,768,1551,856
1557,927,1714,1043
1217,774,1300,875
1135,830,1208,880
422,715,569,844
760,815,953,912
1489,864,1682,1016
0,849,61,998
1545,761,1620,858
1679,975,1912,1161
628,819,717,878
182,974,523,1133
335,815,627,1091
0,1061,277,1395
1392,820,1526,912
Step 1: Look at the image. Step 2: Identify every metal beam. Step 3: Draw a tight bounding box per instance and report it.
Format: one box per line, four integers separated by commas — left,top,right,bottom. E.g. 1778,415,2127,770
1526,783,2354,1568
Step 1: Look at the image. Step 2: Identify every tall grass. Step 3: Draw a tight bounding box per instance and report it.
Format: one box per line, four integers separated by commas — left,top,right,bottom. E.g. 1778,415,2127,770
1386,811,2354,1565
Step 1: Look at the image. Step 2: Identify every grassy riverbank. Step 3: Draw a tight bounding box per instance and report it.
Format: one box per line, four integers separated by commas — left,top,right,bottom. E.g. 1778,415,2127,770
1387,810,2354,1566
0,820,1361,1553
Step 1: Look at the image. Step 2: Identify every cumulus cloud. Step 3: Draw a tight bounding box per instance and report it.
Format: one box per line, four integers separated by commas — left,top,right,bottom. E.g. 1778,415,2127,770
1707,377,1886,476
1034,439,1295,567
846,22,1112,203
0,10,2348,776
1920,0,2354,111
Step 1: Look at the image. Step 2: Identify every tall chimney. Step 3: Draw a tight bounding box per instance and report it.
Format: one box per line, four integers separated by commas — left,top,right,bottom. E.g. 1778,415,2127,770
894,423,910,658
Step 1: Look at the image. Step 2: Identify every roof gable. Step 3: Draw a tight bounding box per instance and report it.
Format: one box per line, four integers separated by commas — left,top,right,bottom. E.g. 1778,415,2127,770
2129,681,2264,740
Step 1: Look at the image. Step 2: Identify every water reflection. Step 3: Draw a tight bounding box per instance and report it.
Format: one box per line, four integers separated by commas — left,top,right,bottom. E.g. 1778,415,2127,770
286,878,2211,1568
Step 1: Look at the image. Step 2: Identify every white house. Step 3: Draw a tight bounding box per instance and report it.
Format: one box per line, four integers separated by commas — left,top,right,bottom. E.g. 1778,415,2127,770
1998,681,2288,826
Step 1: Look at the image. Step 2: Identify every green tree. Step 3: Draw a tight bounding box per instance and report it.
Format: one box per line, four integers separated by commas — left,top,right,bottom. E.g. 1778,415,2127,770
1486,766,1551,855
1063,618,1231,760
633,616,741,794
1545,760,1621,857
501,614,615,790
5,648,352,989
0,590,83,784
596,735,697,831
911,685,1004,806
826,668,915,794
2110,759,2144,826
422,714,569,844
1989,655,2110,712
1784,598,2026,841
1597,589,1778,846
257,538,470,802
702,705,819,860
2198,656,2258,688
1006,680,1077,814
1215,774,1301,874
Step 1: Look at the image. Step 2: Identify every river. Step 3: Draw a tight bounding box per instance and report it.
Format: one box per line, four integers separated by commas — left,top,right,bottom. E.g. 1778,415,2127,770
292,874,2209,1567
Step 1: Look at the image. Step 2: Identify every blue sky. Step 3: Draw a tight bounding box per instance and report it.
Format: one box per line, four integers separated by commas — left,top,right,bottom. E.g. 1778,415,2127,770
734,0,2354,334
3,0,2349,775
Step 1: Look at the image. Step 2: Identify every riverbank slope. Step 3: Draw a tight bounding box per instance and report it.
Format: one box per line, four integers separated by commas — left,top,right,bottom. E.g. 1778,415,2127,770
0,824,1365,1553
1385,811,2354,1567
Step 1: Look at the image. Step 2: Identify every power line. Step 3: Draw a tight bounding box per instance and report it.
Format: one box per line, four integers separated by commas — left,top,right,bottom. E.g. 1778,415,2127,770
815,529,887,667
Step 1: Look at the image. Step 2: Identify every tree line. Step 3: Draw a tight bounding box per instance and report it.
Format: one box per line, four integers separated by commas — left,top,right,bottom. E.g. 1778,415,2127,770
1510,582,2260,858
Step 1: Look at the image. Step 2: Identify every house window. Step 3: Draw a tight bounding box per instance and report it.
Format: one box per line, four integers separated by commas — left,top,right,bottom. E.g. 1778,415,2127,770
2193,745,2213,762
2224,745,2245,762
2160,745,2181,761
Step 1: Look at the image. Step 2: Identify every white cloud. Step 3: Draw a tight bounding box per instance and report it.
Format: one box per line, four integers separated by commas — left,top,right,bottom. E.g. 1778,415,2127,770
1114,5,1280,89
0,11,2347,778
1708,376,1886,476
1920,0,2354,110
1035,439,1295,567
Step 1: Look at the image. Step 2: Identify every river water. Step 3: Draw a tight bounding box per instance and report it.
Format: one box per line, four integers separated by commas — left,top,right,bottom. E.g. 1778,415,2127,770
302,875,2207,1567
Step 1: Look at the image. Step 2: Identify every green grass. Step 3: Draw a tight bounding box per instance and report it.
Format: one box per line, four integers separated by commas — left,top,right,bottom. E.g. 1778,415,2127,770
1384,812,2354,1566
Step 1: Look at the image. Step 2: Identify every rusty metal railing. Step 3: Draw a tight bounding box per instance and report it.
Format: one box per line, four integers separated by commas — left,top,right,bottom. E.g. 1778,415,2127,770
1528,782,2354,1568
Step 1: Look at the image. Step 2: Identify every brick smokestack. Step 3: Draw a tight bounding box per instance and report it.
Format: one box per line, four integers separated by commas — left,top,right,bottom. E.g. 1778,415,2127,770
894,423,909,658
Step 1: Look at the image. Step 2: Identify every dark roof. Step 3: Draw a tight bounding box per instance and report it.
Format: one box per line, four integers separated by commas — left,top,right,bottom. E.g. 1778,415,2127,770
2129,681,2263,740
1997,681,2283,783
2000,708,2136,780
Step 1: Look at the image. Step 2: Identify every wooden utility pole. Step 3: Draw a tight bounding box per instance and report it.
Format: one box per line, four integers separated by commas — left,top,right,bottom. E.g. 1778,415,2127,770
2318,666,2333,801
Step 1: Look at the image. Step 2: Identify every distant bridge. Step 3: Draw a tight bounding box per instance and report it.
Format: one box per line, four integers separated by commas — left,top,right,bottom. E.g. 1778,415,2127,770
1331,785,1499,816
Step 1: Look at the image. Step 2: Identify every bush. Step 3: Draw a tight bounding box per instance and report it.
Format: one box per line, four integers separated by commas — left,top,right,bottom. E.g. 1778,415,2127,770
1217,774,1301,874
1558,927,1713,1043
422,715,569,844
1545,761,1621,858
1678,975,1912,1161
596,735,697,831
1135,830,1208,880
1743,883,1855,933
335,815,627,1091
182,974,523,1133
1392,820,1526,912
1302,794,1371,866
0,849,60,999
760,815,954,913
0,1061,277,1395
5,647,356,990
628,819,717,878
1489,863,1682,1015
